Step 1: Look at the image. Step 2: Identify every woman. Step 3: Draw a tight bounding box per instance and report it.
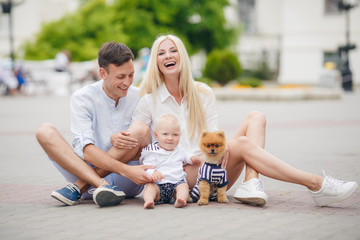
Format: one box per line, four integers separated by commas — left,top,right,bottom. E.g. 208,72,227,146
132,34,358,207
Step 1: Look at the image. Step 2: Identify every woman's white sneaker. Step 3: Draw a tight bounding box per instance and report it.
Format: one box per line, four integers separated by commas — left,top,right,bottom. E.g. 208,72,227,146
233,178,268,206
310,171,359,207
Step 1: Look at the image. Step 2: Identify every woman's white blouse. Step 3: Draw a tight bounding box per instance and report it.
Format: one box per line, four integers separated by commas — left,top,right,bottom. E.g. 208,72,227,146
132,82,218,156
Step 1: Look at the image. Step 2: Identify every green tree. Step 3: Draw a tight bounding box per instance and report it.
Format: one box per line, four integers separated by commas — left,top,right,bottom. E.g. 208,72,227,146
23,0,120,61
23,0,236,61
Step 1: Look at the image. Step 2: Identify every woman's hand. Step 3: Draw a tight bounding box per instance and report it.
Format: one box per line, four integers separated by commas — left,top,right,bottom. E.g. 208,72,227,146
219,146,230,169
110,131,138,149
190,155,203,165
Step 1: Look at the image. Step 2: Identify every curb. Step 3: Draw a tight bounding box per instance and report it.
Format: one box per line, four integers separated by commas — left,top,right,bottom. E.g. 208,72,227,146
214,87,343,101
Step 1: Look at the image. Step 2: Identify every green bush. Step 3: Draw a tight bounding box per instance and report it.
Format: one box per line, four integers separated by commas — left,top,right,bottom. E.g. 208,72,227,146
237,77,262,88
203,49,242,86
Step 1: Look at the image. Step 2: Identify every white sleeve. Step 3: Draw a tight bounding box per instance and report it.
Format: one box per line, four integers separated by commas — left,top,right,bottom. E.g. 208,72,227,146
185,152,194,165
198,83,219,131
70,92,95,159
132,95,152,127
204,90,219,131
178,145,193,165
140,148,157,177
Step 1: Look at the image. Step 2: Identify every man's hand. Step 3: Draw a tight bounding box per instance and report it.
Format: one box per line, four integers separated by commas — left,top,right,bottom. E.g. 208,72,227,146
152,170,164,182
110,131,138,149
122,164,155,185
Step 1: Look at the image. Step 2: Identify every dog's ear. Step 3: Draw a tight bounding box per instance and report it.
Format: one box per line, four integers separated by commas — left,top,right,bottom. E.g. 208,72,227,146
217,131,225,138
201,130,208,138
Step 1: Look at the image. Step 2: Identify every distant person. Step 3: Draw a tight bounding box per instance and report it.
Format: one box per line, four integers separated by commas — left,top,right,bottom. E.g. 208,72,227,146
79,60,101,83
0,60,18,95
15,62,28,92
141,114,201,209
55,50,71,72
139,47,150,72
133,47,150,85
36,42,153,207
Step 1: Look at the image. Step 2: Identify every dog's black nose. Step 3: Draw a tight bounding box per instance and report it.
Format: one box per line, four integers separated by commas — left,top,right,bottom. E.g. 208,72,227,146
211,149,215,154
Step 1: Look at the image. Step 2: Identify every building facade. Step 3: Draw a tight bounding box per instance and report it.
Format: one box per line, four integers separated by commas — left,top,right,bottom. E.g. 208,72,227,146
228,0,360,85
0,0,78,59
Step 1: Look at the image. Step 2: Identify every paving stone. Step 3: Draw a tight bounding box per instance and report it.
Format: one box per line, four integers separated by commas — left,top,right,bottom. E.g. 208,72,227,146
1,91,359,239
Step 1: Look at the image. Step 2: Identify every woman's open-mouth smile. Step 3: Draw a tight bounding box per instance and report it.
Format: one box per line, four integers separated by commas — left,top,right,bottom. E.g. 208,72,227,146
164,61,176,68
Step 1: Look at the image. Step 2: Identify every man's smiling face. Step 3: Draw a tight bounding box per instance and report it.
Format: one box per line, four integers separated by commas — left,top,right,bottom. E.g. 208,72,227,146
100,60,134,102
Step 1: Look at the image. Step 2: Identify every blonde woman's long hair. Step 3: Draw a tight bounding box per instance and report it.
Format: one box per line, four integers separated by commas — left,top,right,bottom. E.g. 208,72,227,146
139,34,207,140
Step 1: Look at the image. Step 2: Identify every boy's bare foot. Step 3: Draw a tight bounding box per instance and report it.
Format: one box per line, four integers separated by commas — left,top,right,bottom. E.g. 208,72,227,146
174,198,187,208
144,201,154,209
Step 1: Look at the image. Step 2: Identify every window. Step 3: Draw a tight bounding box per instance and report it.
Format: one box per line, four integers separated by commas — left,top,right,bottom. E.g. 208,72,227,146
237,0,256,34
323,51,341,70
325,0,341,15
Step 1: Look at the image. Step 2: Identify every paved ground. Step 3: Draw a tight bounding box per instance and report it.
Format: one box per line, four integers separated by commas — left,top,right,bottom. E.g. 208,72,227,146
0,88,359,240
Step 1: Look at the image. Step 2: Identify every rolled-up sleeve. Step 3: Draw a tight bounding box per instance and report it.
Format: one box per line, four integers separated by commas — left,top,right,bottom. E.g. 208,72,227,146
70,93,95,159
140,149,156,177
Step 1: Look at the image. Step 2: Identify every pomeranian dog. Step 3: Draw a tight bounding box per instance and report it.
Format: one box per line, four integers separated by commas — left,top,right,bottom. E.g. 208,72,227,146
189,130,228,205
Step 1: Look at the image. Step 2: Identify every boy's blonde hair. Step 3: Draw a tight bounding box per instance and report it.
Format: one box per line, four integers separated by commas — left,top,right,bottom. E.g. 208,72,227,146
140,34,207,139
155,114,180,132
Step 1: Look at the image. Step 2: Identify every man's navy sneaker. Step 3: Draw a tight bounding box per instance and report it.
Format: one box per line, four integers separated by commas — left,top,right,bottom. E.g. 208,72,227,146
93,185,126,207
51,183,81,206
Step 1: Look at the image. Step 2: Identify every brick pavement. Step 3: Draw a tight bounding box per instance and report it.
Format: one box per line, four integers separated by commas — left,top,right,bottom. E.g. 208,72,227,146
1,183,360,216
1,186,359,240
1,91,360,239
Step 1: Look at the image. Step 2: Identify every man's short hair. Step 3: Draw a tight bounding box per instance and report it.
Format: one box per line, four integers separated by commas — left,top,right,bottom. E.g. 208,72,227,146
98,42,134,71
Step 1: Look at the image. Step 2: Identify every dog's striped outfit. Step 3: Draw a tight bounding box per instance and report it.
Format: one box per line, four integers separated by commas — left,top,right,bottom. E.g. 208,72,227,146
189,162,228,202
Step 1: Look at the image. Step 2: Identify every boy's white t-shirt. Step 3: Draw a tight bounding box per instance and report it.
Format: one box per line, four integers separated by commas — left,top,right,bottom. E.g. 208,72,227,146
140,142,193,184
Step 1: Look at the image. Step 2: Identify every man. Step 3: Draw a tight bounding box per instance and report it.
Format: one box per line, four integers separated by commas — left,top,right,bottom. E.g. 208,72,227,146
36,42,154,207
